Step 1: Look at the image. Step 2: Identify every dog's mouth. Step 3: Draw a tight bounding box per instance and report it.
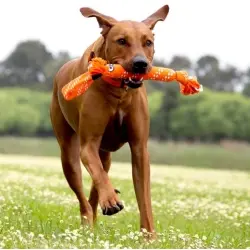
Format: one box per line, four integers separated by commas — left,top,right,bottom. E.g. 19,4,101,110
122,77,143,89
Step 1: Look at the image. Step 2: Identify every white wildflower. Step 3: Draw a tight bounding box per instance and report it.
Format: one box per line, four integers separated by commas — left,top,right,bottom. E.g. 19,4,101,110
103,241,109,249
87,238,93,243
202,235,207,241
121,235,127,241
28,232,34,239
38,234,44,239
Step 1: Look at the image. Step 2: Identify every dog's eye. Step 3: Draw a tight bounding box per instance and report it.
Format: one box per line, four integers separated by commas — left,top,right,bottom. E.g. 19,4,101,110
117,38,126,45
145,40,153,47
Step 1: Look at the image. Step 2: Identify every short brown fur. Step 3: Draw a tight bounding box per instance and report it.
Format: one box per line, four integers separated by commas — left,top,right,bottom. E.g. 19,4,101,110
50,4,169,236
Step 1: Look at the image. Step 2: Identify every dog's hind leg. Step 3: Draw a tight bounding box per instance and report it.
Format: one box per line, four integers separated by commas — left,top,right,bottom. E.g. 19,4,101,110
50,90,93,226
88,150,111,222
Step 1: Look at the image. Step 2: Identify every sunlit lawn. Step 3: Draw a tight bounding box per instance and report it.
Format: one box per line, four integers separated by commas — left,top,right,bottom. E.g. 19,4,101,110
0,156,250,248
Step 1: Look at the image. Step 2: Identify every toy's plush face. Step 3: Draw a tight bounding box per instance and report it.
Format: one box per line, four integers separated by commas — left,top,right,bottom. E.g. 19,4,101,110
80,5,169,87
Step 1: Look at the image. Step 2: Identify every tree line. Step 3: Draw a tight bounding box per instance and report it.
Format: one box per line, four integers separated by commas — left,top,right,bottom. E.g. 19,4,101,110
0,40,250,142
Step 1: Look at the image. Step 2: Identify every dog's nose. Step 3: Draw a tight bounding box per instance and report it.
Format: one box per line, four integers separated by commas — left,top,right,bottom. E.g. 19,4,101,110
132,56,148,73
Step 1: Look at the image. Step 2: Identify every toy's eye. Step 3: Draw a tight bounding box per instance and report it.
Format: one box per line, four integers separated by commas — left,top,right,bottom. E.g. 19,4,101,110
117,38,126,45
145,40,153,47
108,64,114,72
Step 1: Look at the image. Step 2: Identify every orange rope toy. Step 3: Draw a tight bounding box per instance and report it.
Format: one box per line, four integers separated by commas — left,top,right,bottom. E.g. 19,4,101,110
62,57,203,100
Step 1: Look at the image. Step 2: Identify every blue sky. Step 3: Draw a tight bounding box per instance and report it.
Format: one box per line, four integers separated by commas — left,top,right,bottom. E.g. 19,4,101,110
1,0,249,69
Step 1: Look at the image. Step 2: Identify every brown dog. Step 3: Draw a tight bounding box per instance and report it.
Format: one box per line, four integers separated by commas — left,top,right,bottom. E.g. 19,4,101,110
50,5,169,236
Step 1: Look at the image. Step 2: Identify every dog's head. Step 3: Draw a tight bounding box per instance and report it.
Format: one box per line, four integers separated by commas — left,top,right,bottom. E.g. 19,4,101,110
80,5,169,88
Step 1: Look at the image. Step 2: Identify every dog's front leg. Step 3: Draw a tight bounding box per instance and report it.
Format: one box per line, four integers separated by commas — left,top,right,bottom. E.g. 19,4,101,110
80,141,123,216
126,92,155,238
78,90,123,216
130,143,155,237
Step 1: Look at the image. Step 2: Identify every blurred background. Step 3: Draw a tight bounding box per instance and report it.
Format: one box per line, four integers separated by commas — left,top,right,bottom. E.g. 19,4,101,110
0,0,250,171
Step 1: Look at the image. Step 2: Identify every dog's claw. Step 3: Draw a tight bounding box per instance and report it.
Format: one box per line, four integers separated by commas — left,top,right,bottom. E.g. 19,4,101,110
117,202,124,210
114,189,120,194
102,207,108,215
114,205,120,211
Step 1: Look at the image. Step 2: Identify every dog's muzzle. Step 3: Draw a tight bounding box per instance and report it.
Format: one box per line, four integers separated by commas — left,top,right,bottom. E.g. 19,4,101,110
132,56,148,74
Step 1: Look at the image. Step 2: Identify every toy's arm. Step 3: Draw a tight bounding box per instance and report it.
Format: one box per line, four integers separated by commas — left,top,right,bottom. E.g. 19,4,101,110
143,67,202,95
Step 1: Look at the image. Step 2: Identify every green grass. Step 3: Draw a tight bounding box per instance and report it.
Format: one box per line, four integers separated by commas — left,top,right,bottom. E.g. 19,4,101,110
1,136,250,171
0,158,250,248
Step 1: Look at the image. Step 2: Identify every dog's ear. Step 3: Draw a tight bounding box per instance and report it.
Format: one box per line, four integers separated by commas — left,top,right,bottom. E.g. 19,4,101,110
142,5,169,30
80,7,117,36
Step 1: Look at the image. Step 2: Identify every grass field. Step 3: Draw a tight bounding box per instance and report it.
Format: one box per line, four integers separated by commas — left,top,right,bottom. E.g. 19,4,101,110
0,154,250,248
1,136,250,171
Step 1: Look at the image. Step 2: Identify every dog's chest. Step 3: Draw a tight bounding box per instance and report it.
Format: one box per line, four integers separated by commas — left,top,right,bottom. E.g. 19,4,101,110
100,109,127,152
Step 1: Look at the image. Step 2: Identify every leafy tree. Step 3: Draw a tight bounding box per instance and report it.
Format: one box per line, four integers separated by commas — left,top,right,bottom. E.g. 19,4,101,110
0,40,71,90
168,55,192,72
195,55,241,92
243,83,250,97
195,55,221,90
219,65,242,92
4,40,53,71
242,68,250,97
2,40,53,86
43,51,71,89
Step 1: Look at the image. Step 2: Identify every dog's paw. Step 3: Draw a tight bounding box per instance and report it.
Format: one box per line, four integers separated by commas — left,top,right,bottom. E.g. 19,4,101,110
99,189,124,216
102,201,124,216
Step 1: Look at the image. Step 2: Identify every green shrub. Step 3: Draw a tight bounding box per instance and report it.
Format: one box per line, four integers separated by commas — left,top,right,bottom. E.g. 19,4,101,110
0,87,250,142
0,88,51,136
